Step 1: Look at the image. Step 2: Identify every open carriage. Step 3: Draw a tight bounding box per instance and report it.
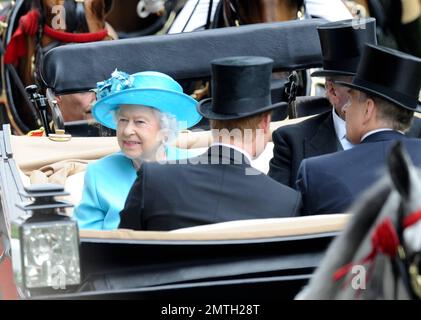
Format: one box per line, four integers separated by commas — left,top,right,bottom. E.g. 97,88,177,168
0,124,349,300
0,19,354,300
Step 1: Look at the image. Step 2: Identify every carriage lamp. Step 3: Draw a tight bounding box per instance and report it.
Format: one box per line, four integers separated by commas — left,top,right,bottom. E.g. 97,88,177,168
11,184,80,291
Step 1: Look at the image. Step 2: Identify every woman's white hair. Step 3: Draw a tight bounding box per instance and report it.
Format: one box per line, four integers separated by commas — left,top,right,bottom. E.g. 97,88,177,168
152,108,179,144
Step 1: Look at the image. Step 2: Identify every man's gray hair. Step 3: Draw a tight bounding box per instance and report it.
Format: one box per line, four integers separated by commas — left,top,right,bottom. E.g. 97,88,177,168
358,92,414,132
326,75,353,84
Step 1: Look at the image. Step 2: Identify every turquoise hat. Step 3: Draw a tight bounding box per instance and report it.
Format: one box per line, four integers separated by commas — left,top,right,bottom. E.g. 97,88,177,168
92,70,202,130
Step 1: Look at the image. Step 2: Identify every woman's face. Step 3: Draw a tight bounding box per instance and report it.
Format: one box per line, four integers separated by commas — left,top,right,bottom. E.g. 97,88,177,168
116,105,162,161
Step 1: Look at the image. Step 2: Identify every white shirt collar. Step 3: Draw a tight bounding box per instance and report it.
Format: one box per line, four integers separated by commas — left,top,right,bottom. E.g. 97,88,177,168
210,142,253,164
361,128,403,142
332,108,346,140
332,108,354,150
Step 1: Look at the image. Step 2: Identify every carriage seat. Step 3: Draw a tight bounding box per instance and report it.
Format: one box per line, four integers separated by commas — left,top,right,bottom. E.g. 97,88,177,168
80,214,350,240
13,116,314,173
294,96,331,118
64,120,116,137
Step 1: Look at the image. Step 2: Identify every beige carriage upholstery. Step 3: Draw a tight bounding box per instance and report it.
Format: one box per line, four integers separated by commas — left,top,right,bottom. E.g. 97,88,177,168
12,135,120,174
12,135,120,208
80,214,350,241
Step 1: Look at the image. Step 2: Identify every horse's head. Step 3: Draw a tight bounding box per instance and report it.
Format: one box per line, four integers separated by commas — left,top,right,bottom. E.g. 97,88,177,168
40,0,110,33
298,142,421,299
388,142,421,223
222,0,304,26
388,142,421,299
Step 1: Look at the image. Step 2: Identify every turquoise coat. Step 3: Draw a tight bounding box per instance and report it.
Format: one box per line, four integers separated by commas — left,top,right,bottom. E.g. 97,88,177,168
74,147,197,230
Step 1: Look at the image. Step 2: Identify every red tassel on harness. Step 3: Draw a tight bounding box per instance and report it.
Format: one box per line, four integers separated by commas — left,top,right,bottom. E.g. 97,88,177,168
4,9,108,66
403,209,421,229
333,218,400,282
4,9,40,66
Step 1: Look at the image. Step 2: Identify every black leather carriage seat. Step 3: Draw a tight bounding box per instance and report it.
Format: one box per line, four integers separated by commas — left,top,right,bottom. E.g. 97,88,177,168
64,120,116,137
294,96,331,118
271,79,289,121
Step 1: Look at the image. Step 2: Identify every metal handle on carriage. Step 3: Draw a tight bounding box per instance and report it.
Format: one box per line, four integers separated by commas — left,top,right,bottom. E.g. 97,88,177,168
25,85,51,135
46,89,65,132
285,71,298,119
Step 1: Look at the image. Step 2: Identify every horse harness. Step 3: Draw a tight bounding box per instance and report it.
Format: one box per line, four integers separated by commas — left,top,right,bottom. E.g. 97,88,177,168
396,208,421,299
334,208,421,299
32,0,110,86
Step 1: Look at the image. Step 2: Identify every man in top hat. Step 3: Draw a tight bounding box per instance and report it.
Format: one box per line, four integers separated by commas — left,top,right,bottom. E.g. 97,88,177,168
268,18,421,188
119,56,302,231
296,44,421,215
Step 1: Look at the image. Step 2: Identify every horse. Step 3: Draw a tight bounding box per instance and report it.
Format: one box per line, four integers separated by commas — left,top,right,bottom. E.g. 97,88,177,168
218,0,304,27
106,0,186,38
297,141,421,299
347,0,421,57
3,0,115,133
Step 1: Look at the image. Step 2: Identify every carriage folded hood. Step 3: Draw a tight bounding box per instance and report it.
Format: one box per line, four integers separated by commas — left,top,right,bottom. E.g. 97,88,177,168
41,19,326,94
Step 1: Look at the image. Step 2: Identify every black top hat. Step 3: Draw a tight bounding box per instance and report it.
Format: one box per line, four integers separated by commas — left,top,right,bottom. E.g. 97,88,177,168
311,18,377,78
197,56,287,120
337,44,421,112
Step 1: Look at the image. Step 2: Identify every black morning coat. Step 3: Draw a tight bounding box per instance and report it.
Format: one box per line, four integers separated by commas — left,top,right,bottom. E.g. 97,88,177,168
269,111,421,188
119,145,302,231
296,130,421,216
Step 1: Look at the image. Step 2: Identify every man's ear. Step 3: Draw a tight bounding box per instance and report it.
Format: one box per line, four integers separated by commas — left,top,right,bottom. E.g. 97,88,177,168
260,113,271,133
325,80,338,105
363,97,376,125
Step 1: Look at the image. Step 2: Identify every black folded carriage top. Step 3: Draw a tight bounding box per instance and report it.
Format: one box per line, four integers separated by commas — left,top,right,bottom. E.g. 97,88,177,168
41,19,326,95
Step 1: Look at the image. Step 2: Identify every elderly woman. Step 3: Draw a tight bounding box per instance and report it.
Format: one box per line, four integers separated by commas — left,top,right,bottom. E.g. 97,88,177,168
74,70,202,230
